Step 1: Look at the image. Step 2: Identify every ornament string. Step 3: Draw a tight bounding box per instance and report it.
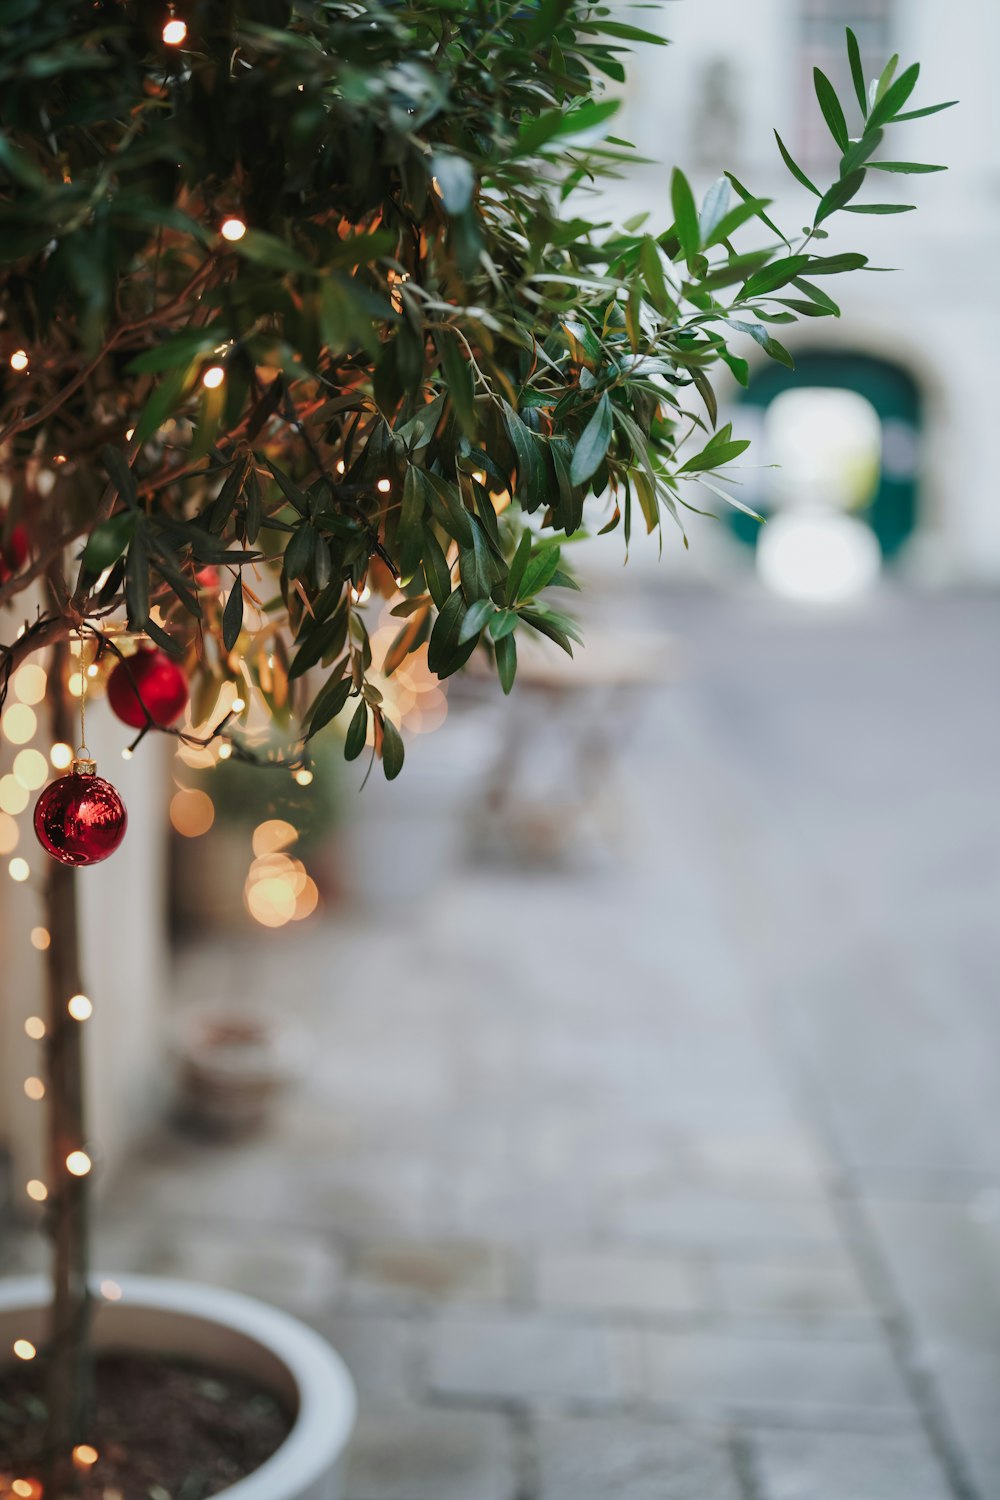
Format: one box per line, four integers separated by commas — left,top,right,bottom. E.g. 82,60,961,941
76,631,90,764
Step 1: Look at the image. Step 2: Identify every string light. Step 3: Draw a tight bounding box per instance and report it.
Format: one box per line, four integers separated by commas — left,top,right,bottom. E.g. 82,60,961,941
100,1279,123,1301
162,16,187,45
217,741,232,760
220,217,247,242
9,857,30,882
0,776,29,814
125,427,135,441
30,926,50,951
25,1016,45,1040
169,788,215,838
68,994,93,1021
3,704,37,743
14,749,49,790
252,819,298,856
26,1179,47,1202
73,1445,99,1468
376,478,392,494
66,1150,92,1177
13,1338,36,1360
51,741,73,769
13,664,47,704
12,1479,36,1498
121,747,133,760
202,365,225,389
473,470,486,484
9,349,28,372
335,459,346,475
23,1077,44,1101
294,769,314,787
231,696,246,713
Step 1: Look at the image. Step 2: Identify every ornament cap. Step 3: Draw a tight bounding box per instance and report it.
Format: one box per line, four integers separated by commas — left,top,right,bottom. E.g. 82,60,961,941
73,751,96,776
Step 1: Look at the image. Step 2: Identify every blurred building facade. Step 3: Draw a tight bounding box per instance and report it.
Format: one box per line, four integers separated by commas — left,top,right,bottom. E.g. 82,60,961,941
606,0,999,583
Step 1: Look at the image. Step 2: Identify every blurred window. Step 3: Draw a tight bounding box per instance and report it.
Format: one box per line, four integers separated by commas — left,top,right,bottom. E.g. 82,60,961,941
799,0,893,166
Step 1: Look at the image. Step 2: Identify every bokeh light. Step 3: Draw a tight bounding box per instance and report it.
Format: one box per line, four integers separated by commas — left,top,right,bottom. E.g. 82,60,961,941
13,664,46,704
169,787,215,838
14,748,48,790
3,704,37,743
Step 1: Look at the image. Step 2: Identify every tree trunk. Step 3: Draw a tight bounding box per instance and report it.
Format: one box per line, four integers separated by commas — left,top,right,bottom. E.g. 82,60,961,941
42,643,91,1499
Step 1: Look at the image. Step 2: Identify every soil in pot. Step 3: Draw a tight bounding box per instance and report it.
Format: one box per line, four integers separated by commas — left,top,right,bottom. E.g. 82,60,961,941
0,1351,293,1498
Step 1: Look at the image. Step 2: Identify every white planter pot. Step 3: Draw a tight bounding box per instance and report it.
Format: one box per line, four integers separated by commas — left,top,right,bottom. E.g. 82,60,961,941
0,1275,356,1500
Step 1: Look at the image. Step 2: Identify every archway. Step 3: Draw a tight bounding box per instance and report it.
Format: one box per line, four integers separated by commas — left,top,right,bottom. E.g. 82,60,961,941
728,349,923,561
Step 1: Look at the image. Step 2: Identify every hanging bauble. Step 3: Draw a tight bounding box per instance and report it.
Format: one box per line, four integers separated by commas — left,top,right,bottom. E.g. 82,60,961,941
107,645,189,729
0,519,28,583
34,757,128,867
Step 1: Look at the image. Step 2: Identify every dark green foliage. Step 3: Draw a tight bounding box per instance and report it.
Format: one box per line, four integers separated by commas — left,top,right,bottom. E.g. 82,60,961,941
0,3,950,776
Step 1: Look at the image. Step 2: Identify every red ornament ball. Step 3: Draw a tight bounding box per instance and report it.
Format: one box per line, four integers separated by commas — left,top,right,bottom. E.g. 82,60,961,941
0,520,28,583
107,646,189,729
34,770,128,867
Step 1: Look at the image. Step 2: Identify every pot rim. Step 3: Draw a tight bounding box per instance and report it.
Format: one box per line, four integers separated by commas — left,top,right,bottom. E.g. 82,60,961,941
0,1273,356,1500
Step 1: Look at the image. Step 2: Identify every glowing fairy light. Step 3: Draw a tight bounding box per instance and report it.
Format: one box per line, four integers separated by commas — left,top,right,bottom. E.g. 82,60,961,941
73,1445,99,1468
220,217,246,242
0,777,29,815
3,704,37,742
68,994,93,1021
9,349,28,372
162,17,187,45
100,1279,123,1301
23,1076,45,1101
294,769,314,787
217,741,232,760
376,478,392,494
14,749,48,790
351,585,371,605
13,664,46,704
121,748,133,760
202,365,225,389
66,1150,92,1177
24,1016,45,1040
26,1179,47,1202
30,926,50,951
169,788,215,838
9,857,30,882
51,741,73,769
13,1338,36,1360
231,696,246,713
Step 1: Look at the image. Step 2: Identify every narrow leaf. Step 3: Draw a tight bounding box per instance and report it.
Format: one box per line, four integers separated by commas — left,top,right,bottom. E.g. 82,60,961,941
222,574,244,651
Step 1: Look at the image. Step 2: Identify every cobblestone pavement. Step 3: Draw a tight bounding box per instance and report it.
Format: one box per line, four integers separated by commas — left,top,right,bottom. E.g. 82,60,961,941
35,587,1000,1498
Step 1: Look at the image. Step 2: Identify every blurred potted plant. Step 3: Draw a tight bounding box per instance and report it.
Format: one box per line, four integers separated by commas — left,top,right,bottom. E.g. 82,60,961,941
0,1,948,1495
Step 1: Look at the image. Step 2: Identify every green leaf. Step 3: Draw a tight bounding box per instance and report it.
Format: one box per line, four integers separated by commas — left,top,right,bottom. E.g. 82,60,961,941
867,62,920,130
814,167,866,224
431,151,475,214
125,531,149,629
505,530,533,605
459,517,496,603
457,597,494,644
846,28,868,117
81,512,135,573
518,545,562,600
422,525,453,610
570,392,613,486
306,674,352,738
740,255,811,299
234,230,313,274
489,609,518,641
670,167,700,261
380,715,405,780
288,606,347,680
495,632,517,695
344,700,369,761
283,524,315,580
869,160,947,174
814,69,850,152
436,329,476,439
774,131,820,196
724,173,791,247
698,176,731,243
222,574,244,651
680,439,751,474
893,100,958,122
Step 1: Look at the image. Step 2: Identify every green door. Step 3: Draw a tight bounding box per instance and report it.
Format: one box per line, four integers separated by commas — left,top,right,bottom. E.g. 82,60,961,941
731,350,921,559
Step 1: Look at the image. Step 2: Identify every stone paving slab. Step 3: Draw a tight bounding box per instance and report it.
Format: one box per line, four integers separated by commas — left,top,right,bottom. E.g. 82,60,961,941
750,1429,952,1500
710,1250,878,1333
344,1404,516,1500
425,1312,637,1407
534,1415,744,1500
533,1247,708,1317
638,1329,914,1424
